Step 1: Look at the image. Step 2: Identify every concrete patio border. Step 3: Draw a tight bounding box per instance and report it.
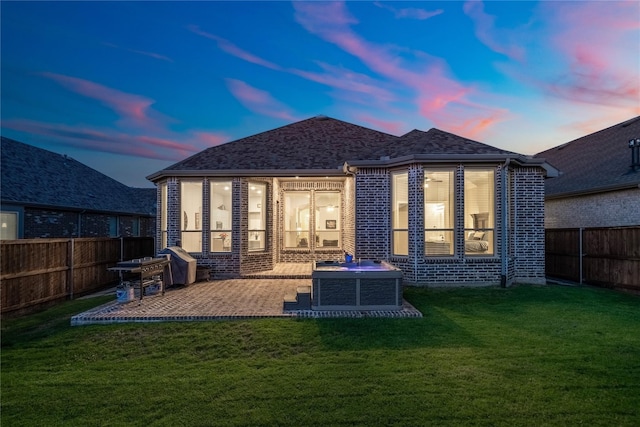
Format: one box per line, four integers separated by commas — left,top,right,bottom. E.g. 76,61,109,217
71,279,423,325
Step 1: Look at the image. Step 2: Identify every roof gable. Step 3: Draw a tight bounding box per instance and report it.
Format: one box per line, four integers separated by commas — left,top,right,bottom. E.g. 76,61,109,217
150,116,547,180
163,116,398,172
371,128,519,158
535,116,640,197
1,137,156,215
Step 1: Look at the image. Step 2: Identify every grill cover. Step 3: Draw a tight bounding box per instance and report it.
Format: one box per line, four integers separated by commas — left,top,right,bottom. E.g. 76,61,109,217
159,246,197,285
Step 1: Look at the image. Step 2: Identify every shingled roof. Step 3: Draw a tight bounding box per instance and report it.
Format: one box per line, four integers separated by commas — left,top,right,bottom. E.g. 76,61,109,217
371,128,519,158
160,116,397,172
535,116,640,198
1,137,156,215
150,116,548,181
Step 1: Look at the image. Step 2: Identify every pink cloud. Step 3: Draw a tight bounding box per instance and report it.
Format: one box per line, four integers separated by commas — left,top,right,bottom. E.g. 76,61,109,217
293,1,505,138
2,118,227,161
463,1,526,62
225,78,299,122
290,62,396,103
538,1,640,108
353,113,403,135
192,131,228,147
103,42,173,62
39,72,162,127
188,25,281,70
374,2,443,20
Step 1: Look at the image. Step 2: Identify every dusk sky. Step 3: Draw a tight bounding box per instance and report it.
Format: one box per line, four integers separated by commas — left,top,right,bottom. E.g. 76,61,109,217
2,1,639,188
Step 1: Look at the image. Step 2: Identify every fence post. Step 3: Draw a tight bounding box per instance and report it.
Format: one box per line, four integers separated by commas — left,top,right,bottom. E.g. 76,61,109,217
68,238,75,299
579,228,583,284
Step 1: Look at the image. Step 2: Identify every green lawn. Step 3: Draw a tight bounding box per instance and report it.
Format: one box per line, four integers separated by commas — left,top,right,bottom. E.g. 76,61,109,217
2,285,639,426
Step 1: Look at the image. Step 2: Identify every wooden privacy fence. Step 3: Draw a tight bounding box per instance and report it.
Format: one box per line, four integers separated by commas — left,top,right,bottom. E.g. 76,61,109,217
546,226,640,293
1,237,154,317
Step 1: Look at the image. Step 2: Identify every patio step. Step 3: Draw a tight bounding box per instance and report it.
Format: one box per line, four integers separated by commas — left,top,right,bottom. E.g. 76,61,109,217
283,285,311,311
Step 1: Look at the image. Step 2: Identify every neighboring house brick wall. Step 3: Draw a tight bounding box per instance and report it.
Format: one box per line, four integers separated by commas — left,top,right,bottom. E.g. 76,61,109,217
24,208,78,238
545,188,640,229
22,208,153,238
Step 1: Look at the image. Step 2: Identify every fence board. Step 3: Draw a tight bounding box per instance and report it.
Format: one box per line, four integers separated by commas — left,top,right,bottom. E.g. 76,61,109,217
1,237,154,317
546,226,640,293
545,229,581,282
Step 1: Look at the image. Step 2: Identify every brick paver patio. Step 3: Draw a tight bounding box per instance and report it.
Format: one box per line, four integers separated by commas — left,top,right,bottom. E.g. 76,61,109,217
71,264,422,325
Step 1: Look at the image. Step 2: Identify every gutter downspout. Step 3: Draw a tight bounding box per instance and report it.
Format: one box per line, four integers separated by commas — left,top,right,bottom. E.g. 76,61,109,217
77,210,85,237
501,158,510,287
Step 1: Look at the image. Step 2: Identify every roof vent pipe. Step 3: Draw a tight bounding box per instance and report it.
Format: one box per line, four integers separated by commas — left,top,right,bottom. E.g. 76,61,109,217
629,138,640,171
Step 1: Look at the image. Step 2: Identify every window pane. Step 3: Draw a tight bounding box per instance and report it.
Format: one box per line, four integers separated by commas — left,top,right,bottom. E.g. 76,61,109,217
315,191,340,248
284,192,310,248
0,212,18,240
424,169,454,256
211,181,232,252
181,180,203,252
109,216,118,237
464,169,495,255
160,183,167,248
248,183,266,251
392,172,408,255
210,232,231,252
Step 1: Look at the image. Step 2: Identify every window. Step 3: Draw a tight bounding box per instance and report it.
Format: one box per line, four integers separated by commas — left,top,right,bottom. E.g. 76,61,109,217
108,216,118,237
248,182,266,251
210,180,232,252
464,169,495,255
284,192,310,248
424,169,455,256
132,218,140,237
392,172,408,256
181,180,203,252
160,182,167,248
0,212,18,240
315,191,340,249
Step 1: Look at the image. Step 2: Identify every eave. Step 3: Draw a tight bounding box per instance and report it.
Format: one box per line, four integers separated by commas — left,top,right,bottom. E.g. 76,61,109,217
348,154,559,177
146,168,345,182
147,154,559,182
545,182,640,200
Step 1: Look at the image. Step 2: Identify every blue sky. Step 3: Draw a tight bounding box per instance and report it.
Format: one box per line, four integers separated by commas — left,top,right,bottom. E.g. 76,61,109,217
2,1,639,188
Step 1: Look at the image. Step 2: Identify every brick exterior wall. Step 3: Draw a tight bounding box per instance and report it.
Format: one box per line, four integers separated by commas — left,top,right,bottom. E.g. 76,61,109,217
155,163,546,286
22,207,153,239
512,168,546,284
355,164,546,286
355,168,390,261
545,187,640,229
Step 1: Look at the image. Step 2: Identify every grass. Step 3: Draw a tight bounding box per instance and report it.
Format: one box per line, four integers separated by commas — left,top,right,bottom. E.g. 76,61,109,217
2,285,639,426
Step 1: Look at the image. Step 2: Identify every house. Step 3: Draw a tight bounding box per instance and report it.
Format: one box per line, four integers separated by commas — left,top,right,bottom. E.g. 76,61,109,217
147,116,556,286
0,137,156,239
535,116,640,229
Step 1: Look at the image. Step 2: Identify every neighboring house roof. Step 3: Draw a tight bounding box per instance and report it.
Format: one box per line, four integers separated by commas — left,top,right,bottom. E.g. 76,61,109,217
1,137,156,216
535,116,640,198
149,116,551,181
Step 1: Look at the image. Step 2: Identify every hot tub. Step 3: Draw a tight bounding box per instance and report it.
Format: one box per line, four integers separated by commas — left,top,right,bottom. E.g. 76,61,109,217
311,260,403,311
